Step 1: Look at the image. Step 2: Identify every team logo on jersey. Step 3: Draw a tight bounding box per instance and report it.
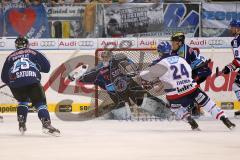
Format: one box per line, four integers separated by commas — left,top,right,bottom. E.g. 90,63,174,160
113,77,128,92
176,84,194,94
167,56,179,64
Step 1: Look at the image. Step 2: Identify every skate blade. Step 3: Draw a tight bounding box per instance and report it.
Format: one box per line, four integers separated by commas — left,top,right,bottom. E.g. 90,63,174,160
19,128,25,136
228,125,236,131
42,128,61,137
192,128,201,131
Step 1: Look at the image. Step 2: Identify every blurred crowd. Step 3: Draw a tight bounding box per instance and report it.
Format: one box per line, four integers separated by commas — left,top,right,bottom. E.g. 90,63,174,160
0,0,233,5
0,0,237,5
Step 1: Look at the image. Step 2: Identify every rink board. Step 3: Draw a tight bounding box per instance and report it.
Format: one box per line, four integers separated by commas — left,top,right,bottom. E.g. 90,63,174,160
0,48,239,113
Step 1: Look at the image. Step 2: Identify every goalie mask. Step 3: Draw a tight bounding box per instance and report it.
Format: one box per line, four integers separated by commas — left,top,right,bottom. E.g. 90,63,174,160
101,51,112,67
15,36,29,49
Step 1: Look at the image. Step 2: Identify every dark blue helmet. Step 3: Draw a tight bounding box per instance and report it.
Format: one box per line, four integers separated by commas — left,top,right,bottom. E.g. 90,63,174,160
157,41,171,55
15,36,29,49
230,19,240,27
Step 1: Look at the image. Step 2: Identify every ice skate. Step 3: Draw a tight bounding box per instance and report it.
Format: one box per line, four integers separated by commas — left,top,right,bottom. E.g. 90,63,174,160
42,119,60,137
18,115,27,135
0,115,3,122
220,116,236,130
187,117,201,131
234,110,240,118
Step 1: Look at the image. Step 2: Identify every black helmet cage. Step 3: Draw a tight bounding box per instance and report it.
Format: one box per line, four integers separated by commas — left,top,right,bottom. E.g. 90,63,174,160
15,36,29,49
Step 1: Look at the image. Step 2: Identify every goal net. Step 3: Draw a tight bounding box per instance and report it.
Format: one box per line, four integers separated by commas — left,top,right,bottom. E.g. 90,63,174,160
93,48,171,119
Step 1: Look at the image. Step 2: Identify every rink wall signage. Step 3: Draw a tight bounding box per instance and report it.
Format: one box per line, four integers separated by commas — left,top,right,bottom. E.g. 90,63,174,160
0,37,234,50
0,38,240,112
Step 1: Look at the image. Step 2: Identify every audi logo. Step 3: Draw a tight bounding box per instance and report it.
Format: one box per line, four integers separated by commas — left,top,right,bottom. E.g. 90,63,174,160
119,40,133,48
0,41,5,47
40,41,56,47
77,41,94,47
208,39,224,46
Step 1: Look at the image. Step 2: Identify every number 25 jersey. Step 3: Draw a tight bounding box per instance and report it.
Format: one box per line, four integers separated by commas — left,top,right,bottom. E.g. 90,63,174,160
1,48,50,88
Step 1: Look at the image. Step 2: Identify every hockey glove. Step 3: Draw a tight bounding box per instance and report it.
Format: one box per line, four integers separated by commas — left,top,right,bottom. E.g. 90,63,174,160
222,64,236,74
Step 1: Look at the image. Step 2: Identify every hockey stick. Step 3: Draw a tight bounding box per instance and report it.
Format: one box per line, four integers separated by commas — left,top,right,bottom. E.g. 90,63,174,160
215,66,223,77
0,90,14,99
216,67,220,77
0,84,6,89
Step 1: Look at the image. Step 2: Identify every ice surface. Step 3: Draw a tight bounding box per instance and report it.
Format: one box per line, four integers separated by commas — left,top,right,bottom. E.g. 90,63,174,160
0,114,240,160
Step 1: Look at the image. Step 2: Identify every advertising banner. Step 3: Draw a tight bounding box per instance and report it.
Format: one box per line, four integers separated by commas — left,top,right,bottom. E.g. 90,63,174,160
46,3,97,38
163,3,200,37
202,3,240,37
0,37,235,50
4,4,50,38
102,3,164,37
0,7,3,37
1,48,239,112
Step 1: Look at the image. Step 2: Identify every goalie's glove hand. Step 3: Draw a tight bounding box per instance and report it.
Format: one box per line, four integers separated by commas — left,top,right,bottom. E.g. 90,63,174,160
222,64,236,74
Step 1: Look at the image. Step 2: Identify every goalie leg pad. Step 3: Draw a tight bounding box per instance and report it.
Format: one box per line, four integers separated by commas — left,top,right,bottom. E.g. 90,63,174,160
110,103,132,120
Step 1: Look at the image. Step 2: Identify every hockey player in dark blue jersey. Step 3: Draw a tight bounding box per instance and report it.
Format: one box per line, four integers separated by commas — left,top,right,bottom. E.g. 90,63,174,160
171,32,212,84
1,36,60,136
171,32,212,117
221,19,240,117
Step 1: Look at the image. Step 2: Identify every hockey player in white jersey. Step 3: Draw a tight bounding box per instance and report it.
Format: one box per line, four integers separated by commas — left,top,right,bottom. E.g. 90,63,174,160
140,41,236,130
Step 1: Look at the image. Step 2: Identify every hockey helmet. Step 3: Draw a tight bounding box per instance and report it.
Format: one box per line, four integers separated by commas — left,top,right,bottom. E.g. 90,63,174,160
15,36,29,49
171,32,185,43
157,41,171,55
230,19,240,28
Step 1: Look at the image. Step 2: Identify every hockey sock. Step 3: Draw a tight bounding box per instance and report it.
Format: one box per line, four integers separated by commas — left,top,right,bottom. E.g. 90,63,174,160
35,103,50,121
17,102,29,122
202,99,225,120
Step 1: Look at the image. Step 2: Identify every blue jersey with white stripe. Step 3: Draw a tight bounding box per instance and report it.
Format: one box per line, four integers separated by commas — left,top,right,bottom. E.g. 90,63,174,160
1,48,50,88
